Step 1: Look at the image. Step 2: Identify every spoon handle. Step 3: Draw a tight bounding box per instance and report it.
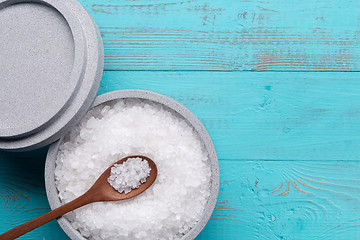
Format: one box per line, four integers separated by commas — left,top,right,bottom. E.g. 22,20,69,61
0,193,90,240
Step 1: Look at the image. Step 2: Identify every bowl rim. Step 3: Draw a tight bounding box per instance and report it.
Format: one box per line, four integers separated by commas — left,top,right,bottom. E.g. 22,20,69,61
45,89,220,240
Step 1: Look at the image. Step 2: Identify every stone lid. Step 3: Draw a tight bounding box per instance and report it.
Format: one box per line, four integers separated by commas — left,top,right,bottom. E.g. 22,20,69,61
0,0,104,151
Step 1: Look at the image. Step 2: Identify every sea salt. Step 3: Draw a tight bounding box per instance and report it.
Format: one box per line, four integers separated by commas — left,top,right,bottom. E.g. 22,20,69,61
108,157,151,194
55,99,211,240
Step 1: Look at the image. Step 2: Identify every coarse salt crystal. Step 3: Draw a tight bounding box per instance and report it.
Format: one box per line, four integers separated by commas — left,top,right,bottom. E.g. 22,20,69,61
108,157,151,194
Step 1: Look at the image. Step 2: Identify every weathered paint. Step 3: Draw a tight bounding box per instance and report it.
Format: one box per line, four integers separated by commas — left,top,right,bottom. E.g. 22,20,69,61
0,148,68,239
77,0,360,71
199,160,360,239
1,0,360,239
2,155,360,239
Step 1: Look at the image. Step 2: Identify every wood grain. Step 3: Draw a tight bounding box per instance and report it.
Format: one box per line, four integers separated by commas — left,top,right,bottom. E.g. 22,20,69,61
77,0,360,71
0,148,68,239
2,155,360,239
199,160,360,239
1,0,360,238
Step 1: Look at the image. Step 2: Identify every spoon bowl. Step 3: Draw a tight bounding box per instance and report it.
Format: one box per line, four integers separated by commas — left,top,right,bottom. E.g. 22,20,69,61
0,155,157,240
86,155,158,202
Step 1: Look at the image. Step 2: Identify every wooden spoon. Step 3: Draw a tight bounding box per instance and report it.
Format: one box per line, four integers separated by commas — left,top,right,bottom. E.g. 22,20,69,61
0,155,157,240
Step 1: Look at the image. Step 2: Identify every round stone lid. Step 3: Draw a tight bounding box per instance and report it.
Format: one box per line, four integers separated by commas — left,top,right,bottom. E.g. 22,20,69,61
0,0,104,151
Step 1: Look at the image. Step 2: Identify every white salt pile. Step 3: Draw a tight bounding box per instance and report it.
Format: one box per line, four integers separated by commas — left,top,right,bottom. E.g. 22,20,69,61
108,157,151,194
55,99,211,240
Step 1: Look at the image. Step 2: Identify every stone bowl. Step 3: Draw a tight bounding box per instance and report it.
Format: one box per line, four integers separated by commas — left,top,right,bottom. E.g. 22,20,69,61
45,89,220,240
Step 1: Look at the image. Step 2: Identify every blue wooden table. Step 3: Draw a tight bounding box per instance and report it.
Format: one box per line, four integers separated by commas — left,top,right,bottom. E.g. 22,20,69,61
1,0,360,239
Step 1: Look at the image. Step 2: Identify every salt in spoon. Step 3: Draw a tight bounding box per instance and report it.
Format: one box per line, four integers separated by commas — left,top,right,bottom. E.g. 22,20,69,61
0,155,158,240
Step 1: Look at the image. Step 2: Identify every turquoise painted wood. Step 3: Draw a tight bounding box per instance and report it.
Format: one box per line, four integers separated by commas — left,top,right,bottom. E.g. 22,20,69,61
77,0,360,71
98,71,360,161
1,0,360,239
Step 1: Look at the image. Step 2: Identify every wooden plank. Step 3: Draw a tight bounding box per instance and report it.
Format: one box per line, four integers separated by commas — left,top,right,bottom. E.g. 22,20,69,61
0,148,69,239
1,155,360,239
99,70,360,161
200,160,360,239
77,0,360,71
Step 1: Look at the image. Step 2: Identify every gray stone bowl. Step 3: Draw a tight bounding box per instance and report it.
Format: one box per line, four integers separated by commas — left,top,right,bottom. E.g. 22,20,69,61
45,90,220,240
